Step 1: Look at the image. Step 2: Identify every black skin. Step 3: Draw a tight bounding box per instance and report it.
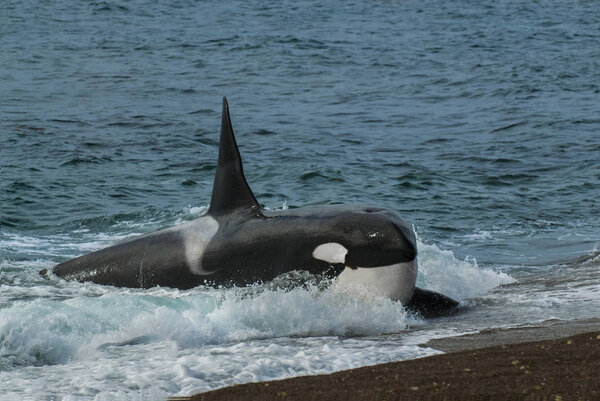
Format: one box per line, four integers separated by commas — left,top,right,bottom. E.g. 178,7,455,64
201,205,417,286
406,288,460,318
51,230,198,289
51,205,416,289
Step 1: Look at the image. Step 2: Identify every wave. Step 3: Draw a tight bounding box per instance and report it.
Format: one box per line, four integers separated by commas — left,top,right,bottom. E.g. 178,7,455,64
1,233,513,369
0,284,410,369
416,240,516,301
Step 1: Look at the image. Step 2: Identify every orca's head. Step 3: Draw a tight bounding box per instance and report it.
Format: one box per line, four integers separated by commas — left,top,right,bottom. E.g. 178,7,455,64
311,206,418,303
312,206,417,268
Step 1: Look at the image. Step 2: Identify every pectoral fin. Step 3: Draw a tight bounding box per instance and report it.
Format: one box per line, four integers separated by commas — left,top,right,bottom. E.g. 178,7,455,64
406,287,460,318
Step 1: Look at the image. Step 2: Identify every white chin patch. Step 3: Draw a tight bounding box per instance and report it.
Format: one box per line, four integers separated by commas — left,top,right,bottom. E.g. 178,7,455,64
332,259,418,305
312,242,348,264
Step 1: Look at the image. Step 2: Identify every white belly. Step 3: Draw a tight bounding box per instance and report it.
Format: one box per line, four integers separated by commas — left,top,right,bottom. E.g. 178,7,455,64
333,259,418,304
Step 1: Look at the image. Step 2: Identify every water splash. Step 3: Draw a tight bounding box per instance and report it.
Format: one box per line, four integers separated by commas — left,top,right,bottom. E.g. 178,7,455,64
416,240,516,301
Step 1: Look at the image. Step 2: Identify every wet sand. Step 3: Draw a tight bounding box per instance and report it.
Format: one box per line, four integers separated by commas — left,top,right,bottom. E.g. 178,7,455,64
171,328,600,401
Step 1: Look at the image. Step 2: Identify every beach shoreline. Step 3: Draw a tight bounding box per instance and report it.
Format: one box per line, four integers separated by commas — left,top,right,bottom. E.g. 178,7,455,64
172,327,600,401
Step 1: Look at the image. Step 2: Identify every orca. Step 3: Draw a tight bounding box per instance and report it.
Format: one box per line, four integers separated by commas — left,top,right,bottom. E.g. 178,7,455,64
49,98,458,317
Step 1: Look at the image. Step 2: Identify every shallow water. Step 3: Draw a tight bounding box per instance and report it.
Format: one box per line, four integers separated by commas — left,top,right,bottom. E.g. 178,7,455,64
2,0,599,399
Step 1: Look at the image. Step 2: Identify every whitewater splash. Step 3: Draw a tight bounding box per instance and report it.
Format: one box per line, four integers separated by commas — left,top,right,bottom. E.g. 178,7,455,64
0,283,424,400
1,230,514,400
416,240,515,300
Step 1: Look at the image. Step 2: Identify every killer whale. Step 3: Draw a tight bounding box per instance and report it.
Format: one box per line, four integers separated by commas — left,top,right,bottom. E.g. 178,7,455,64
49,98,458,316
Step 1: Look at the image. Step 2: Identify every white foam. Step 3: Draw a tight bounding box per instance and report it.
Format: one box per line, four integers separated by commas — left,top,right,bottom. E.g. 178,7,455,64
1,232,140,259
0,282,431,400
262,201,289,211
415,240,515,301
535,296,563,308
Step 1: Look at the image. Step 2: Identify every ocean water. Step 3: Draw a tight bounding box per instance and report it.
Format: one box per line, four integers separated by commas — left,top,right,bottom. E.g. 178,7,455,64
2,0,599,399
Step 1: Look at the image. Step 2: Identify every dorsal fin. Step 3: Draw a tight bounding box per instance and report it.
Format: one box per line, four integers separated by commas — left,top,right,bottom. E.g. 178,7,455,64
208,97,260,216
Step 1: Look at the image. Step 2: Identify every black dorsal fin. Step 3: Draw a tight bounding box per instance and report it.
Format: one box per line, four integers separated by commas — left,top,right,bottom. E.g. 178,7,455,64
208,97,260,216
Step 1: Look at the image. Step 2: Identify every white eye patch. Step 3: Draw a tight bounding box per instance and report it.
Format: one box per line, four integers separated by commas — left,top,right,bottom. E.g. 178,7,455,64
312,242,348,264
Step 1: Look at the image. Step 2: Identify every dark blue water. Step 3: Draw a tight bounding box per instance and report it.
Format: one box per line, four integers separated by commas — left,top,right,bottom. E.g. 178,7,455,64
2,1,599,399
3,0,599,265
